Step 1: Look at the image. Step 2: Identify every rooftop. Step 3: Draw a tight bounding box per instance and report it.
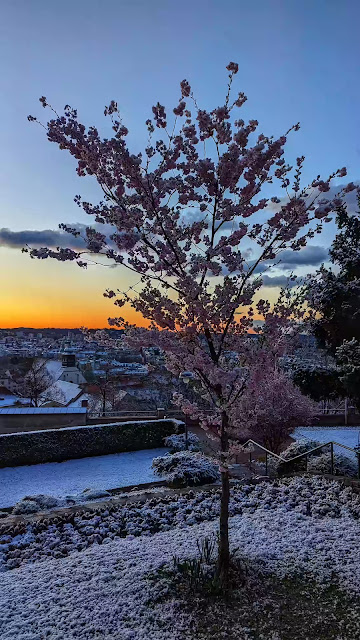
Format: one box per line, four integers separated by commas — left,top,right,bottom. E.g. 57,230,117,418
0,407,87,415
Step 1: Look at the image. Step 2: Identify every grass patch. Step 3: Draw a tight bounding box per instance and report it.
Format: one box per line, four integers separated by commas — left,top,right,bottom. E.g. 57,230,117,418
192,575,360,639
147,546,360,640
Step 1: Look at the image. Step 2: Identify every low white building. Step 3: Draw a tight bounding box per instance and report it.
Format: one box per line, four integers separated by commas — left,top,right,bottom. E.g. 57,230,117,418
45,355,86,385
59,366,86,385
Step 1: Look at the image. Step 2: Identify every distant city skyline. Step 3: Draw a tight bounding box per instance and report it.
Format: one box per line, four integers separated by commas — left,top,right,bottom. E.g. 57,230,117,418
1,0,359,327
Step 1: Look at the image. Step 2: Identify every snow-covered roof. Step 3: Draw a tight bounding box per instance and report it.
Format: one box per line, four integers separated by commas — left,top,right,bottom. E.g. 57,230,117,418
0,407,87,415
44,359,63,380
42,380,83,406
0,416,180,433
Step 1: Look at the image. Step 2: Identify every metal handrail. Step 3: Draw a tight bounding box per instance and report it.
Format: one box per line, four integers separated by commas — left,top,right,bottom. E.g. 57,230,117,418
240,438,360,479
87,410,157,417
332,441,359,453
281,440,359,463
242,438,360,462
241,439,284,460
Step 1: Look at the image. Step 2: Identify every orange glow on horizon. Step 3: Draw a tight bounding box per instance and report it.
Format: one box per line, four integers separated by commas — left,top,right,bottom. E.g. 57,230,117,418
0,310,150,330
0,248,277,330
0,248,151,329
0,297,152,330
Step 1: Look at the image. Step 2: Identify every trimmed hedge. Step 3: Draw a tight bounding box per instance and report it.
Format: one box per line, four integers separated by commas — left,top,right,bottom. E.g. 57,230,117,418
164,432,201,453
0,419,184,468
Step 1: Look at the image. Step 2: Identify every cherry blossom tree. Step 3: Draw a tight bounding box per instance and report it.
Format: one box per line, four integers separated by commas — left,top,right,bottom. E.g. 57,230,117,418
27,62,350,587
236,363,316,454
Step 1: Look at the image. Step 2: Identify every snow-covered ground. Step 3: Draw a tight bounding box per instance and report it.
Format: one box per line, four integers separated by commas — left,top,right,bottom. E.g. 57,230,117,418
1,477,360,638
0,393,30,408
1,476,359,570
295,426,360,456
0,448,168,508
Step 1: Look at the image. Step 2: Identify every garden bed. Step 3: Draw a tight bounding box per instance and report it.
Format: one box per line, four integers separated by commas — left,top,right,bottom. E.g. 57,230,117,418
1,476,360,638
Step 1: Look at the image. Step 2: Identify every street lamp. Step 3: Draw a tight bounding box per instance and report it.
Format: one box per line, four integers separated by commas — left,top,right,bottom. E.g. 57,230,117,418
179,371,194,450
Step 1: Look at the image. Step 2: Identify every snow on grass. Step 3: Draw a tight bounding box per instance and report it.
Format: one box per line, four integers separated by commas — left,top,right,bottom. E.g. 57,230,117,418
1,477,360,638
0,527,197,640
295,426,360,459
0,448,169,509
1,476,360,571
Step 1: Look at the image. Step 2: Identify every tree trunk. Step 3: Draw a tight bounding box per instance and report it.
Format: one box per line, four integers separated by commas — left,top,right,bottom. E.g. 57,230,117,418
218,467,230,586
218,411,230,590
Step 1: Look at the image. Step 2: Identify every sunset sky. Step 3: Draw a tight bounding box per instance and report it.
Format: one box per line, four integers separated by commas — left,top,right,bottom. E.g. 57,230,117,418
1,0,359,328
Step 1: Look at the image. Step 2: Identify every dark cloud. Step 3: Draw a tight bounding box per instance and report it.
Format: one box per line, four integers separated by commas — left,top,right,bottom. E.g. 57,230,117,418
0,227,86,250
261,274,300,288
249,245,328,274
276,245,328,270
0,222,118,251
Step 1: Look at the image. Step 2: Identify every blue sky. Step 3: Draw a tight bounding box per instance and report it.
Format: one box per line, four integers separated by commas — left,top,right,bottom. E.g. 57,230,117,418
0,0,359,326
